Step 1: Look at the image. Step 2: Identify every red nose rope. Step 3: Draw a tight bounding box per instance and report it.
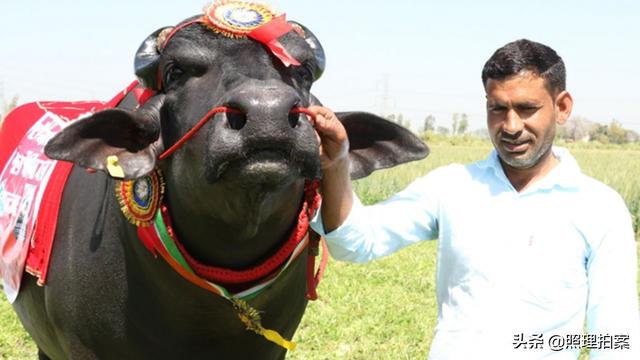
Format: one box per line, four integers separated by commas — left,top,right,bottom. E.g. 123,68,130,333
159,106,316,160
157,105,327,300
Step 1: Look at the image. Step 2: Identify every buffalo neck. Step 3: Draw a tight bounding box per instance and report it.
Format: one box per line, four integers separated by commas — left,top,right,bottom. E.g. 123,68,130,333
162,178,306,270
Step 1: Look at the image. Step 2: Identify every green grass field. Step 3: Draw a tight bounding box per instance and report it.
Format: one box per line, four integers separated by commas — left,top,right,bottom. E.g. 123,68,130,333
1,142,639,359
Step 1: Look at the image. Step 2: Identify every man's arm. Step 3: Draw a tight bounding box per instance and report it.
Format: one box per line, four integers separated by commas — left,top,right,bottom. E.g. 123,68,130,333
585,196,640,359
307,106,439,263
308,106,353,233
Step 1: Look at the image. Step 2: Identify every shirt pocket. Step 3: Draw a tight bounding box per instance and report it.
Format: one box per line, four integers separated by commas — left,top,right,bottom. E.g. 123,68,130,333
516,222,588,306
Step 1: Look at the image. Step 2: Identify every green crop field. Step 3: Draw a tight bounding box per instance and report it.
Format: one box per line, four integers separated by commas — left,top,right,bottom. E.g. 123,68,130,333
1,142,639,359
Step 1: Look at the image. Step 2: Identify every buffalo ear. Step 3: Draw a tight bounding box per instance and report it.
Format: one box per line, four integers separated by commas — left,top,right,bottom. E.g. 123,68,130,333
335,112,429,180
45,95,166,179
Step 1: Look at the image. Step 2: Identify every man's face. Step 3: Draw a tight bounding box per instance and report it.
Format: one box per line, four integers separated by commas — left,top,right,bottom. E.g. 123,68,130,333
485,71,566,170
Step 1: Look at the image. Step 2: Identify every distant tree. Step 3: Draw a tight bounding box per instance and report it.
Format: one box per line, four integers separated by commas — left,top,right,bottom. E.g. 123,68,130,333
607,119,627,144
451,113,459,135
626,130,640,143
423,114,435,133
590,123,608,141
1,94,19,124
385,113,411,129
397,114,405,127
471,128,489,139
457,113,469,135
436,126,450,136
586,120,637,144
560,116,594,141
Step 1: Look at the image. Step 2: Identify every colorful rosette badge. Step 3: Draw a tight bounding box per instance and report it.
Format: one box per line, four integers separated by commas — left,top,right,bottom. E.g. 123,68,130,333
203,1,277,38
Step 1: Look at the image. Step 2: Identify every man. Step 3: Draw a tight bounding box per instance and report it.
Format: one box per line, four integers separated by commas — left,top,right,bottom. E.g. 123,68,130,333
308,39,640,359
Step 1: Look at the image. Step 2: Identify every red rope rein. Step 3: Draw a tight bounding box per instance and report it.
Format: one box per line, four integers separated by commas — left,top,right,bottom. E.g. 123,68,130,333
156,105,326,299
159,106,316,160
290,107,316,126
159,106,241,160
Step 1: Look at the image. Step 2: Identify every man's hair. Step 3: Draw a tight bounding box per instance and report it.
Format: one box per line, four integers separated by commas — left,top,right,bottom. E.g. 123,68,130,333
481,39,566,94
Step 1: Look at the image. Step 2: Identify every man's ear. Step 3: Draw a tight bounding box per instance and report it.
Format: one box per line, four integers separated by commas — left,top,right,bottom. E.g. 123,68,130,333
555,90,573,125
335,112,429,179
45,95,166,179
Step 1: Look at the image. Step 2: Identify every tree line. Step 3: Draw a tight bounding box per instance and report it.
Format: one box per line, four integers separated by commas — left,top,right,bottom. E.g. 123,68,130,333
386,112,472,136
556,117,639,144
386,112,639,144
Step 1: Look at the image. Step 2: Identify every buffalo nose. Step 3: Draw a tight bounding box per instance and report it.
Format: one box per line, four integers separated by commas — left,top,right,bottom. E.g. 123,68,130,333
226,111,247,130
223,107,302,130
222,82,305,132
288,112,301,128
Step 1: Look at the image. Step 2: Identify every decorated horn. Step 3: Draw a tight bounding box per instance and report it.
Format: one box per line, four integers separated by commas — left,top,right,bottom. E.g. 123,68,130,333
134,26,173,90
289,21,326,81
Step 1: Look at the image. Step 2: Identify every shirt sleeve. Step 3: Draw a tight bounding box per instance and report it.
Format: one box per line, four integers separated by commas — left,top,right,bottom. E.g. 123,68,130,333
585,194,640,359
309,169,444,263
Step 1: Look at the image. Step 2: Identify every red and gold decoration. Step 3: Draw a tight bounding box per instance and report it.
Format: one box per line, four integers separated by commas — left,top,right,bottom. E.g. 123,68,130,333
202,0,301,66
160,1,301,69
203,1,276,38
115,168,164,227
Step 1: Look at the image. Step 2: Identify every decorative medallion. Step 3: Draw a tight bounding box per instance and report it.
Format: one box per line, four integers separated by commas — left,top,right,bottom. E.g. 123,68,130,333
116,168,165,227
203,1,276,38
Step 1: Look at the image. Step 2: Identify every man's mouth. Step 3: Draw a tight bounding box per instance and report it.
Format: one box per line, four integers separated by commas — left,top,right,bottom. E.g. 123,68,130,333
501,139,531,153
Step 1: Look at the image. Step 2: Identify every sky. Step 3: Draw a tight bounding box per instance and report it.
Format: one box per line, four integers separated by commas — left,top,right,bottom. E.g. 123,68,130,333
1,0,639,132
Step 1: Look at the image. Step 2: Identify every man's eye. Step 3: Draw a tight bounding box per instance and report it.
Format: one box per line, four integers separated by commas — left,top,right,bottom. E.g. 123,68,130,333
490,106,506,113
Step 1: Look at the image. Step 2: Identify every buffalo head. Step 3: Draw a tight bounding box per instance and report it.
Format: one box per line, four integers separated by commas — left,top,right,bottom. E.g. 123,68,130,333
46,15,326,187
44,4,427,246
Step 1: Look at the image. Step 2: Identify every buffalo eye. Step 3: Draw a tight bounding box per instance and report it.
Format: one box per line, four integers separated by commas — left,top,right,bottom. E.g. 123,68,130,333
292,61,314,86
164,63,185,88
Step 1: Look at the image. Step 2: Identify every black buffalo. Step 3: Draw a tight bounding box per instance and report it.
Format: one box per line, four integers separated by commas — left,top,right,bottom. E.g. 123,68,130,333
10,9,428,360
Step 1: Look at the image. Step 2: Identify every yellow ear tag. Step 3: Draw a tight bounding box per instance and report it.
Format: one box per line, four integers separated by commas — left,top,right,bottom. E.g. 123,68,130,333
106,155,125,179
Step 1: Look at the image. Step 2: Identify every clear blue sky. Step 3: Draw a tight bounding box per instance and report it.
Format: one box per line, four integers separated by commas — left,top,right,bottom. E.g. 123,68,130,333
1,0,639,131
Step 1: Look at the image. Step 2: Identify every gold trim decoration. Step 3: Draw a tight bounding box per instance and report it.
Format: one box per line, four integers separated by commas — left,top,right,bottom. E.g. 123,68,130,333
202,1,276,38
115,168,165,227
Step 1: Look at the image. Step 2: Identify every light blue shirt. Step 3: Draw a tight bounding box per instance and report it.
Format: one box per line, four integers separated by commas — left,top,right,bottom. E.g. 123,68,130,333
311,147,640,359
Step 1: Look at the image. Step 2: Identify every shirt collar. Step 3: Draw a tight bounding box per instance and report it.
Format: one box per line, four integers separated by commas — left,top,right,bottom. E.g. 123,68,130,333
476,146,582,191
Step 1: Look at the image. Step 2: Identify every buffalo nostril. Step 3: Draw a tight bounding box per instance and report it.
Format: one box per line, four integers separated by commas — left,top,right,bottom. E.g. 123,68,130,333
226,111,247,130
288,113,300,128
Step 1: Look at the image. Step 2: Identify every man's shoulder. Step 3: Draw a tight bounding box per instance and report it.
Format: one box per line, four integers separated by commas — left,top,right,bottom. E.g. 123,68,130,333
431,163,469,176
410,162,488,193
575,172,628,210
547,147,626,209
420,163,472,183
573,173,635,252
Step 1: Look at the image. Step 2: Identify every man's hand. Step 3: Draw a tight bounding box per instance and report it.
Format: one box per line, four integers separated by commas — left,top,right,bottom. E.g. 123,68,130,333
308,106,354,233
308,106,349,171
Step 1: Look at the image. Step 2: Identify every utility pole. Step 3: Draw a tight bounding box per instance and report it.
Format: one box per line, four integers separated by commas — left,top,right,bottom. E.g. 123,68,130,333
376,74,391,117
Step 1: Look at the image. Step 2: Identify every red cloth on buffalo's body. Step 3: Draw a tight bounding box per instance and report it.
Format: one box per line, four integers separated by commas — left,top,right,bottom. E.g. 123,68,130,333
0,81,138,302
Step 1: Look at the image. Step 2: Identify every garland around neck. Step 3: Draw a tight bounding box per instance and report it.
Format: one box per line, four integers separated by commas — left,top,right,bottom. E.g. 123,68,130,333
116,168,325,351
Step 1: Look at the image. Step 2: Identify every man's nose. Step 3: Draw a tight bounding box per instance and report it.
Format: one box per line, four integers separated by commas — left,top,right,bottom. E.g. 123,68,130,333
503,109,524,135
